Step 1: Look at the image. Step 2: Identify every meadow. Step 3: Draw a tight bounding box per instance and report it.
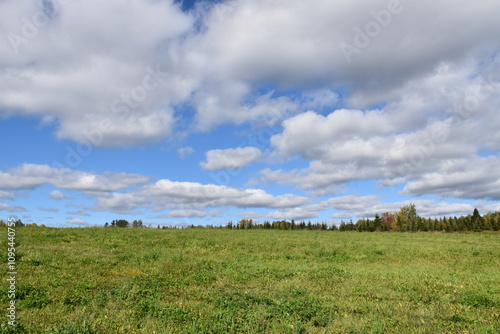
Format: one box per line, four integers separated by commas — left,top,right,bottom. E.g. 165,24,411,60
1,228,499,333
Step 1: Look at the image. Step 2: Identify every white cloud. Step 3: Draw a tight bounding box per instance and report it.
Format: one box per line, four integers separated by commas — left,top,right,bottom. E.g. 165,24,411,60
67,210,90,217
310,196,381,212
403,156,500,201
156,210,208,218
475,201,500,214
178,146,195,159
67,218,89,226
267,208,318,221
271,109,390,156
326,196,476,220
192,83,299,131
0,191,15,200
0,203,25,212
262,59,500,198
1,0,499,223
0,164,149,191
191,0,499,133
37,206,59,213
191,0,500,89
94,179,309,214
49,190,71,200
239,211,263,220
1,0,499,146
200,146,262,170
160,221,189,227
0,0,193,147
301,89,339,110
260,161,365,195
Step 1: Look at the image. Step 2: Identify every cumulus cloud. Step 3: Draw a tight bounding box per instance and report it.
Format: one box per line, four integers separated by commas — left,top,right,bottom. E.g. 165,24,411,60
3,0,498,146
178,146,195,159
262,60,500,198
0,191,15,200
1,0,499,223
200,146,262,170
94,179,309,214
325,196,476,220
0,203,25,212
267,208,318,221
239,211,263,220
260,161,365,196
237,196,487,223
155,210,208,218
403,156,500,201
66,210,90,216
0,164,149,191
192,80,298,131
37,206,60,213
309,196,380,212
0,0,193,147
190,0,500,91
49,190,72,200
67,218,89,226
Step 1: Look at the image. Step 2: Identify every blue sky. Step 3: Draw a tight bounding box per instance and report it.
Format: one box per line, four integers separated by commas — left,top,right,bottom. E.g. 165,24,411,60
1,0,499,227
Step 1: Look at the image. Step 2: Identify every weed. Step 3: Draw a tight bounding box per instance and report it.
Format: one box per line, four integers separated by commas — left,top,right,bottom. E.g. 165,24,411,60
456,290,498,308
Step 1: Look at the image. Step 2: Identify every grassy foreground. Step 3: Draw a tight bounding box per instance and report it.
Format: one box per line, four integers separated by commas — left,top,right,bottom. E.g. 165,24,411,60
1,228,499,333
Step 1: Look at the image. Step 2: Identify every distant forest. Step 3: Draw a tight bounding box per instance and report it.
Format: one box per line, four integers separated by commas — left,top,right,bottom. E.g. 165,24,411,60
104,205,499,232
3,205,500,232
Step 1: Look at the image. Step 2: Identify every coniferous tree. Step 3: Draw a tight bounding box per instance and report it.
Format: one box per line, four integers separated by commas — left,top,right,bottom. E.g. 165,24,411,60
374,213,382,231
471,208,483,231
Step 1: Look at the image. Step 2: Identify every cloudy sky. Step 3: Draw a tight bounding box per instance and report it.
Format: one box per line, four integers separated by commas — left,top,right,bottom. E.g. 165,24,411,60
1,0,499,227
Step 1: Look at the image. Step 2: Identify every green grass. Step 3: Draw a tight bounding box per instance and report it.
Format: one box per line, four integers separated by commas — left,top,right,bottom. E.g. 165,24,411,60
1,228,499,333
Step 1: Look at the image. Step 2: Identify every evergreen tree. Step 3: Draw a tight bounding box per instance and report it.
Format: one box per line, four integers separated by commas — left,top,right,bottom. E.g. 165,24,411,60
471,208,483,231
339,221,346,231
374,213,382,231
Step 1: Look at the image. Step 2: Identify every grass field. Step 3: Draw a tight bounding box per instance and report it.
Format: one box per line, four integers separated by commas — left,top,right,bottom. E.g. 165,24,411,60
1,228,499,333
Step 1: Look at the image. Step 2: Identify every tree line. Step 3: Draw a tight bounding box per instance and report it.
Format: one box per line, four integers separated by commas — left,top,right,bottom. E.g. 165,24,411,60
104,219,144,228
103,205,500,232
0,219,46,228
3,205,499,231
338,205,500,232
